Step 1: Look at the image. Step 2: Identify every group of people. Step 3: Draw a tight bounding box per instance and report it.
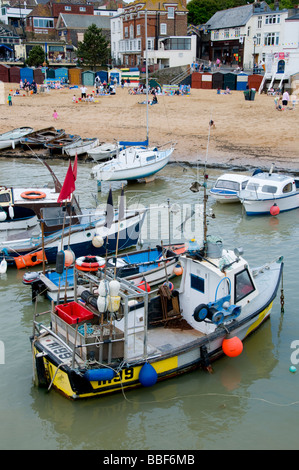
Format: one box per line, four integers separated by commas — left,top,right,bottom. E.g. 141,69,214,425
94,76,116,95
19,78,37,94
274,90,295,111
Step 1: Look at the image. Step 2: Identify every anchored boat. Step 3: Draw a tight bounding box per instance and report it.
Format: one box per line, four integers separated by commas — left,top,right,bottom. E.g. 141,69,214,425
210,173,249,203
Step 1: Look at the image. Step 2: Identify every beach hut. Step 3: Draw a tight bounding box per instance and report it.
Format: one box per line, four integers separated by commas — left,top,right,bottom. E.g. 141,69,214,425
20,67,34,84
109,68,121,85
9,66,21,84
33,68,45,84
55,67,68,83
68,68,82,85
201,73,212,89
223,72,236,91
96,71,108,84
191,72,202,89
46,68,55,79
212,72,223,89
0,64,10,83
248,74,263,90
82,70,95,86
236,72,248,91
121,68,139,86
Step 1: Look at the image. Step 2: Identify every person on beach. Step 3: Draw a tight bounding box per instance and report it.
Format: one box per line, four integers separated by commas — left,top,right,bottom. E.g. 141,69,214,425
53,110,58,120
282,90,290,109
209,120,215,128
80,85,87,100
7,94,12,106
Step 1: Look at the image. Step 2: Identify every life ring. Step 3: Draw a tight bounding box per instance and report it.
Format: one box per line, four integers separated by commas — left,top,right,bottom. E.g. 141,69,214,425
21,190,46,200
75,255,105,272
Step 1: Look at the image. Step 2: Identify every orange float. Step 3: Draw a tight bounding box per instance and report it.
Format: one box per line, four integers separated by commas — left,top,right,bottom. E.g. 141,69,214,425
222,336,243,357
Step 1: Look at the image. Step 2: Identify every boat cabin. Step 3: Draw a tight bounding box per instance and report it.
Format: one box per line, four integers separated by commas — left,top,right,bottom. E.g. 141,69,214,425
239,173,299,200
210,173,249,203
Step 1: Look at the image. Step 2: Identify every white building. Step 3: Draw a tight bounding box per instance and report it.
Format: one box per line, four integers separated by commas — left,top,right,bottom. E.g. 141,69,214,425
111,13,123,67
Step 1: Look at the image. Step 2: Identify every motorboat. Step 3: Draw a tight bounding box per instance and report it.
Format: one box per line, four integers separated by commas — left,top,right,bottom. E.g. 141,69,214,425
23,244,185,302
63,138,100,157
238,166,299,215
45,134,81,154
210,173,249,203
0,127,33,150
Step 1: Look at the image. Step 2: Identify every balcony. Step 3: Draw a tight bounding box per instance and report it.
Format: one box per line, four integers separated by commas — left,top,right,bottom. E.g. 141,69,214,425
119,38,141,54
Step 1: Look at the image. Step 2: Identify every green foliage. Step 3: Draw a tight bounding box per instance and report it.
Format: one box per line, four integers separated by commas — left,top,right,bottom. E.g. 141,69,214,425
27,45,45,67
76,24,110,70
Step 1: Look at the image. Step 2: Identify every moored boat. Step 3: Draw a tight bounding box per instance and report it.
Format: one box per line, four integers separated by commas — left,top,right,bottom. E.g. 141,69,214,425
210,173,249,203
0,127,33,150
87,142,125,162
64,138,100,157
20,127,65,148
45,134,81,154
238,166,299,215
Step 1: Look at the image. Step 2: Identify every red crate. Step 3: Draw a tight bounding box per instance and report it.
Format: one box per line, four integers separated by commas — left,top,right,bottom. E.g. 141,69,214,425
55,301,94,325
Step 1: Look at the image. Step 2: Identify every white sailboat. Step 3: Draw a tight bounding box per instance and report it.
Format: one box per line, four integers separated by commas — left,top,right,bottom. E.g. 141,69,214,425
91,11,175,187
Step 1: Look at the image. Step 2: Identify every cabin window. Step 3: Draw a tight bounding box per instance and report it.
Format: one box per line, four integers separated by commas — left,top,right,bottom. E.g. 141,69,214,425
190,274,204,293
261,185,277,194
0,192,11,203
215,180,240,191
234,269,255,303
282,183,293,193
241,180,248,189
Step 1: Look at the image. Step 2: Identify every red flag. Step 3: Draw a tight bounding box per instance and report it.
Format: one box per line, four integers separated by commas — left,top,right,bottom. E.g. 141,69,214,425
57,160,76,203
73,153,78,181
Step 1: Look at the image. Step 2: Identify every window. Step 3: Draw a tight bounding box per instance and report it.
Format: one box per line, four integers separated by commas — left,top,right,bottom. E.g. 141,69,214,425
213,31,219,40
160,23,167,35
235,269,255,303
65,6,71,10
124,27,128,38
265,14,280,24
129,24,134,38
224,29,229,38
33,18,54,28
261,185,277,194
167,7,174,19
191,274,204,293
282,183,293,193
256,33,261,45
247,26,251,37
257,16,262,28
215,180,241,191
234,28,240,38
137,24,141,36
79,7,86,12
164,38,191,50
264,32,279,46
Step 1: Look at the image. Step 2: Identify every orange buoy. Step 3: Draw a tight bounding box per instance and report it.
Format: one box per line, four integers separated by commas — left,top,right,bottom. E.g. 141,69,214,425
270,203,280,216
173,263,183,276
137,281,151,292
222,336,243,357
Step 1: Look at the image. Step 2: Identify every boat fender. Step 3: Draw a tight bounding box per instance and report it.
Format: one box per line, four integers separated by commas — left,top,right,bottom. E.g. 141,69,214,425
56,251,65,275
8,205,14,219
0,210,7,222
84,368,116,382
193,304,209,322
139,362,158,387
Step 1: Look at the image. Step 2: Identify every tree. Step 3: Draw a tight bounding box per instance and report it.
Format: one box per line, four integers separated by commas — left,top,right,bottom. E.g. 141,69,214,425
76,24,110,70
27,45,45,67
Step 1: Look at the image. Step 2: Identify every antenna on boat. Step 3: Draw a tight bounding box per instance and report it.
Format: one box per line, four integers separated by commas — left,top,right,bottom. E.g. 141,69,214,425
145,8,149,146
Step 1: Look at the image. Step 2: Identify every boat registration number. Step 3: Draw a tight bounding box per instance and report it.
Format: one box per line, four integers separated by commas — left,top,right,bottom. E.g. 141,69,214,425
43,338,73,361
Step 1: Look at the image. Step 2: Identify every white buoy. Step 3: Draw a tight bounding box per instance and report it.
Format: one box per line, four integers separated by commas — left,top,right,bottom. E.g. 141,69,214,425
0,259,7,274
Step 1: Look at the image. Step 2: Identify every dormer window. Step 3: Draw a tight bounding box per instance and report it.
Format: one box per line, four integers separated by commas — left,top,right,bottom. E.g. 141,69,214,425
167,7,174,19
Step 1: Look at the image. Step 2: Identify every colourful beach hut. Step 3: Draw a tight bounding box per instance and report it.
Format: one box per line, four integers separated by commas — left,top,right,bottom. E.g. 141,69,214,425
191,72,202,89
0,64,10,82
33,68,45,84
46,68,55,79
96,70,108,83
236,72,248,91
9,66,21,84
109,68,121,85
248,74,263,90
82,70,95,86
20,67,34,83
201,73,212,89
223,72,236,90
212,72,223,89
68,68,82,85
55,67,68,82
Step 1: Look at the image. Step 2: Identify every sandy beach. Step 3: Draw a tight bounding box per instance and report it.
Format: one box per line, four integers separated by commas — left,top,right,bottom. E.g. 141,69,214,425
1,82,298,172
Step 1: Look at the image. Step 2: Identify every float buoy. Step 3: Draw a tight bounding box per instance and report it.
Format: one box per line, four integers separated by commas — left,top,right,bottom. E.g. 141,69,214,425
64,249,75,267
139,362,158,387
92,235,104,248
173,263,183,276
222,336,243,357
137,281,151,292
270,203,280,216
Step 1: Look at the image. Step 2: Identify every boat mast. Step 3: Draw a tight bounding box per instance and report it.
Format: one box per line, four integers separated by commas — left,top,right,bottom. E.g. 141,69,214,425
145,9,149,145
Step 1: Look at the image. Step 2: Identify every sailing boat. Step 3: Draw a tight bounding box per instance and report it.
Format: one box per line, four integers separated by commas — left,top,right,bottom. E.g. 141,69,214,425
91,10,175,188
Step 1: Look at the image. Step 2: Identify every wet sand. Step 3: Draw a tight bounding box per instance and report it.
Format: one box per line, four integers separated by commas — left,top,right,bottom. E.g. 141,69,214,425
1,82,298,172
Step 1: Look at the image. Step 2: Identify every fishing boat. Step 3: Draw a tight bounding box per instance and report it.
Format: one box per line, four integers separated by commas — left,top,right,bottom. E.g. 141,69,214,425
88,142,125,162
0,161,147,267
64,138,100,157
30,166,284,399
210,173,249,203
0,127,33,150
238,165,299,215
23,244,185,302
90,11,175,187
45,134,81,154
20,127,65,148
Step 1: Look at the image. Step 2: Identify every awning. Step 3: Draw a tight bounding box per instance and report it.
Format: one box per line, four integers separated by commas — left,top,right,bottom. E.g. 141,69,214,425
0,45,13,51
